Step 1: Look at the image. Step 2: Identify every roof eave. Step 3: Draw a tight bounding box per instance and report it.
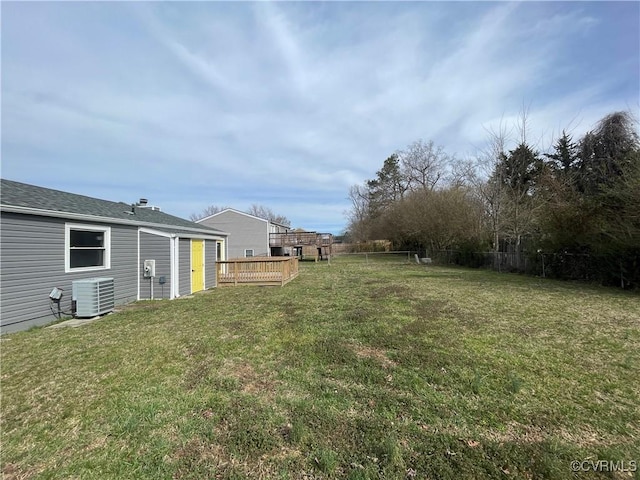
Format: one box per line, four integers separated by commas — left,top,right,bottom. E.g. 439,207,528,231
1,204,229,237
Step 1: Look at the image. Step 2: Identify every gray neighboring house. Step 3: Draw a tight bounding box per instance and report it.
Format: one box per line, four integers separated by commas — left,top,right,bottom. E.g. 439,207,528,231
197,208,289,259
0,179,228,334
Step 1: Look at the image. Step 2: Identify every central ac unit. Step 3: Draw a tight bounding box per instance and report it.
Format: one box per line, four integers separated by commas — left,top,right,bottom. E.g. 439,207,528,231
72,277,115,318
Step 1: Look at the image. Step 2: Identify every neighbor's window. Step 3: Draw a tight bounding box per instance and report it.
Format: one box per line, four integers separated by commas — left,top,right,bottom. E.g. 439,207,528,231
65,224,111,272
245,249,254,257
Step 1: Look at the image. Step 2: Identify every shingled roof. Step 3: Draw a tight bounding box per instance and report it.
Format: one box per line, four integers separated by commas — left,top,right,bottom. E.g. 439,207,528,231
1,179,225,235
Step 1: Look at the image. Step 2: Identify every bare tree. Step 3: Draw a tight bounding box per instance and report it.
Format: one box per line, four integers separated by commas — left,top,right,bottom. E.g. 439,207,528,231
346,184,372,242
189,205,231,222
247,204,291,227
398,139,450,191
448,157,476,188
471,118,512,262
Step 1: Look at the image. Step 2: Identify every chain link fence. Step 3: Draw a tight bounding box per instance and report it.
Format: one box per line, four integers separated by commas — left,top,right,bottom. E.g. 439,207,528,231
429,249,638,288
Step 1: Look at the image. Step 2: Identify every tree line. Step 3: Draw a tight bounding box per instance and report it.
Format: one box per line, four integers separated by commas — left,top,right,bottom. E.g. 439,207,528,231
346,111,640,288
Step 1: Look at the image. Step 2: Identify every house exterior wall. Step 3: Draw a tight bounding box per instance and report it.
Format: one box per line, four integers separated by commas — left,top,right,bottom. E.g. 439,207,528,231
199,210,269,259
269,223,289,235
139,232,171,300
0,212,138,334
204,239,217,288
178,238,191,296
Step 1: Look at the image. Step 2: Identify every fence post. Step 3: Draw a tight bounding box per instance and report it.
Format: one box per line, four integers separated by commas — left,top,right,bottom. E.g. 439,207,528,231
234,261,238,286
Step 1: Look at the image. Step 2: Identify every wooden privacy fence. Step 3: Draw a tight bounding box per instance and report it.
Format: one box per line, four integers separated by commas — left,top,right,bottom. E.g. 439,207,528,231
217,256,299,287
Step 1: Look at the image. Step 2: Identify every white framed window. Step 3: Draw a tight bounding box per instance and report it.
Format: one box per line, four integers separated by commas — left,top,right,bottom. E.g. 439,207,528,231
244,249,254,257
65,224,111,273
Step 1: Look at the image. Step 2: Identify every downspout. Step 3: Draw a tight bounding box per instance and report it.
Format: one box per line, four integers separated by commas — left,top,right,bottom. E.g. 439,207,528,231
137,229,141,300
266,222,270,256
168,235,174,299
170,235,178,299
202,239,206,290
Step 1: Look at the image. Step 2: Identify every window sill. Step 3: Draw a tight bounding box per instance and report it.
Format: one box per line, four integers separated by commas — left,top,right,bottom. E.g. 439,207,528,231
65,266,111,274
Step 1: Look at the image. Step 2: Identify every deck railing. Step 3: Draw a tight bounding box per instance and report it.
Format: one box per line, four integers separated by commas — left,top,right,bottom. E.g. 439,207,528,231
216,256,299,286
269,232,334,247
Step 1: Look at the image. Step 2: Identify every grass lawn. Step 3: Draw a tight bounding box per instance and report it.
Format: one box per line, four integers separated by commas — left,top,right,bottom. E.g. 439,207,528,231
1,257,639,479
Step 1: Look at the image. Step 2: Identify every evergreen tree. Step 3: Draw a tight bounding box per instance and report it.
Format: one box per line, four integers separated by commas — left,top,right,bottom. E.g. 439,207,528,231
366,153,406,218
545,130,579,173
577,111,640,194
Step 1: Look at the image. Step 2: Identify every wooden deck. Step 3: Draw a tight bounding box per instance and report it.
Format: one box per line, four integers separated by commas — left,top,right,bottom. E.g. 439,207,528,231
269,231,333,260
216,256,299,287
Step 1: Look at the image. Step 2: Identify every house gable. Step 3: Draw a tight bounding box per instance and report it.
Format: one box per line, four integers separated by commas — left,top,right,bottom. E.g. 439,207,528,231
198,209,273,258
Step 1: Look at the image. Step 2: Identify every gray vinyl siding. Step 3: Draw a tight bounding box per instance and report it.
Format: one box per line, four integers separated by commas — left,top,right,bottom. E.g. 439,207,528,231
204,239,217,288
199,211,269,259
178,238,191,296
139,232,171,300
0,212,137,334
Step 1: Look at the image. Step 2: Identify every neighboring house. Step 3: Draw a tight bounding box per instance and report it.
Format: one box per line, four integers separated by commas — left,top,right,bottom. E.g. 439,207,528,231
0,179,228,334
197,208,289,259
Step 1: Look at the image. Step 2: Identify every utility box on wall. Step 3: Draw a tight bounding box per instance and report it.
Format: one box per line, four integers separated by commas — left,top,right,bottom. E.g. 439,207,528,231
143,259,156,278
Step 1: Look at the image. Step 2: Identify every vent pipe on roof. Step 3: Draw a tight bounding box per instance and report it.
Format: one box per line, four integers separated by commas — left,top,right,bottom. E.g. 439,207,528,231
135,198,161,211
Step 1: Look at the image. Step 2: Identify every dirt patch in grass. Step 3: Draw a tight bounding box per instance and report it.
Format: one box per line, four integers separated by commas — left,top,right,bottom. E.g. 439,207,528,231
350,344,397,369
482,421,631,449
2,462,40,480
171,438,305,480
170,438,231,478
219,359,281,398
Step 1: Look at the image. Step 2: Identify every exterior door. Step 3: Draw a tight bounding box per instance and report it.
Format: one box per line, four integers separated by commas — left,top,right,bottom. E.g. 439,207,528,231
216,240,224,261
216,240,226,275
191,239,205,293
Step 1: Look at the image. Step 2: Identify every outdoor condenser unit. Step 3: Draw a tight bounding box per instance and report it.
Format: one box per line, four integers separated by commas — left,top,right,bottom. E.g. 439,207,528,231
72,277,115,318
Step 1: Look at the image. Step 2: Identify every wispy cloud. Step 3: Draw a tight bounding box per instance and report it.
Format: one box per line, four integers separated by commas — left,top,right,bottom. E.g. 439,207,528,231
2,1,638,232
133,4,238,96
255,2,309,94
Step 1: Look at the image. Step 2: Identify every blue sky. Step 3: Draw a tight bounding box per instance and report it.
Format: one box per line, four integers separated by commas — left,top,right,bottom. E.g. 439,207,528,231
2,1,638,234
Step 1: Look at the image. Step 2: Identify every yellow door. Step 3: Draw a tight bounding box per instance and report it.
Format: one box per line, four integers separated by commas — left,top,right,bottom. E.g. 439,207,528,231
191,239,204,293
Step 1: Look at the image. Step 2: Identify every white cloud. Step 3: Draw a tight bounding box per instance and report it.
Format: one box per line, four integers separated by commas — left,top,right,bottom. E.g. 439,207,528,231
2,1,638,233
